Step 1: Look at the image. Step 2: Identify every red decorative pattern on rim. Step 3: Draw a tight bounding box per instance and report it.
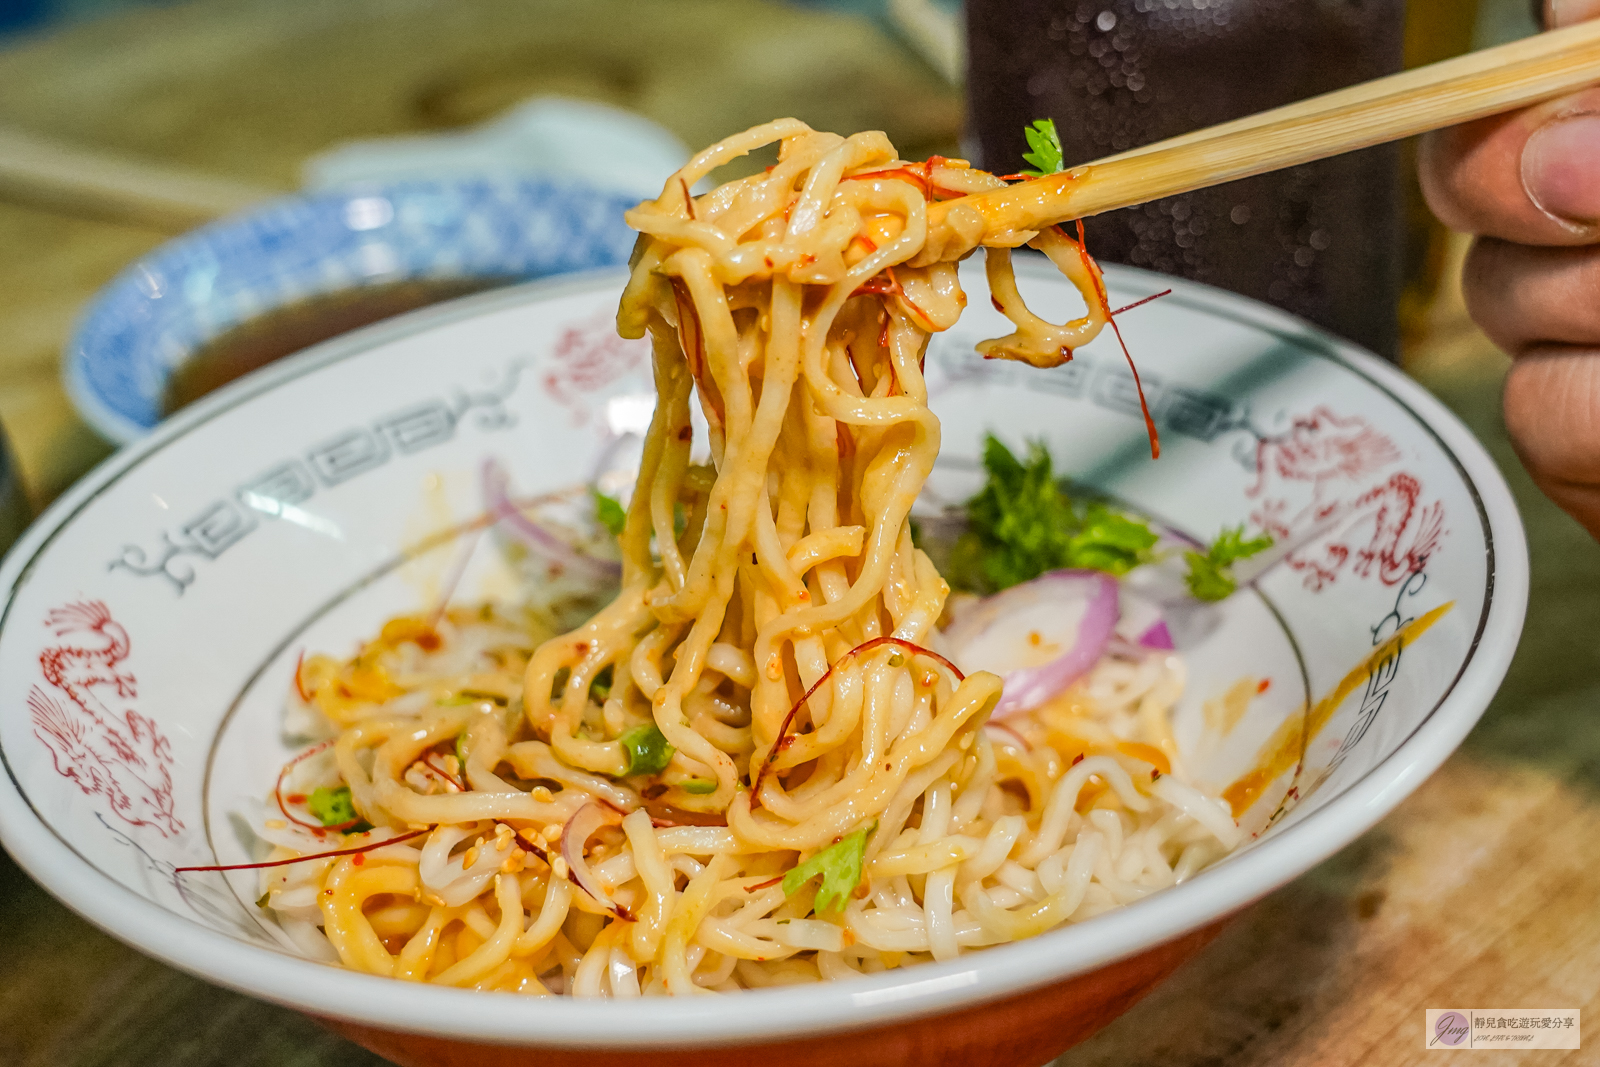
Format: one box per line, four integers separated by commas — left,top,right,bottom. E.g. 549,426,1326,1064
30,600,182,835
1248,406,1447,590
540,310,649,424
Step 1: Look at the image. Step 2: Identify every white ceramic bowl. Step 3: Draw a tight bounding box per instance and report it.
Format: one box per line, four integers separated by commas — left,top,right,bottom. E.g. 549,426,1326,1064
0,261,1527,1066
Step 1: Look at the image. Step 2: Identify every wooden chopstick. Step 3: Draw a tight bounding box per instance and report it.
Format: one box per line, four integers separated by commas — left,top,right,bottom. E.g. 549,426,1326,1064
0,125,273,233
936,19,1600,240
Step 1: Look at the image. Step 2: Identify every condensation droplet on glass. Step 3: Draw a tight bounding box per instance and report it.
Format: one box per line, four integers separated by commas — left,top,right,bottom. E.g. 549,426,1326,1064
1230,204,1252,225
1096,9,1118,32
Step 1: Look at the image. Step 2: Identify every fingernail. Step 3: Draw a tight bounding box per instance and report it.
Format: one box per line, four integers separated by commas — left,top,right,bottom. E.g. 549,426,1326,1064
1522,113,1600,226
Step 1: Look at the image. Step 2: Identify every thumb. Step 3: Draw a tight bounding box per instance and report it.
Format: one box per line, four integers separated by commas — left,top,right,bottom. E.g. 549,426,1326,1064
1544,1,1600,27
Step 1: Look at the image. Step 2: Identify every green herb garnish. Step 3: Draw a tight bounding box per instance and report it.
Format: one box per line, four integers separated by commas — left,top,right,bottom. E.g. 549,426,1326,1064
1184,525,1274,601
593,488,627,536
951,434,1157,593
307,785,370,831
782,821,875,915
680,777,717,795
619,722,675,777
438,689,507,707
590,665,614,704
1065,502,1159,576
1019,118,1065,177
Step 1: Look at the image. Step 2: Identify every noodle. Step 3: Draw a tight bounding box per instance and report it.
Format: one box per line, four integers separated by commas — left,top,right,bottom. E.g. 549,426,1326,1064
258,121,1242,995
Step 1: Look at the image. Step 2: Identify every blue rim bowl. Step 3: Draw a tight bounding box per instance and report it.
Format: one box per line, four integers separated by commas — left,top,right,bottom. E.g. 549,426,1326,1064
65,176,641,443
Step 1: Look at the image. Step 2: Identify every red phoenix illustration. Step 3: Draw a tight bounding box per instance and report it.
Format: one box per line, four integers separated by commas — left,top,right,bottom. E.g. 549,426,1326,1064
30,600,182,836
1247,406,1447,589
541,310,649,423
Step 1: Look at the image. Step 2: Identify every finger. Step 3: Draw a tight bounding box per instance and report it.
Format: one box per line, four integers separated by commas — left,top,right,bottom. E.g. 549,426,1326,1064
1462,236,1600,355
1544,1,1600,29
1419,86,1600,246
1503,349,1600,538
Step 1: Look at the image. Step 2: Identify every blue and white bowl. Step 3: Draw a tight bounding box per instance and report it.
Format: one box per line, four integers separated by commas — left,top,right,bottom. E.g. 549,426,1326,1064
65,177,640,443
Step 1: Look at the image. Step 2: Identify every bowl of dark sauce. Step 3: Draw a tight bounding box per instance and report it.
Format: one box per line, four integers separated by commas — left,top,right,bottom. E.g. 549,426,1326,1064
66,177,639,442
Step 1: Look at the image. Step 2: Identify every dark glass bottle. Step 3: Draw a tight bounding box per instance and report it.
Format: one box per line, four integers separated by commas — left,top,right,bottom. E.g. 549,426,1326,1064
966,0,1406,359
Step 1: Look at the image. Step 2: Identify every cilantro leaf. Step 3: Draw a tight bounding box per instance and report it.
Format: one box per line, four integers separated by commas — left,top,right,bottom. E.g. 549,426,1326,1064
782,821,875,915
959,435,1077,592
619,722,675,777
1184,525,1274,601
1020,118,1065,178
592,489,627,537
307,785,370,831
952,434,1159,593
1066,502,1159,576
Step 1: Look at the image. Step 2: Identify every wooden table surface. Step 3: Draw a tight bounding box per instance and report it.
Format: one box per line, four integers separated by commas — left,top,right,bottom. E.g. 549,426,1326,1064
2,3,1597,1065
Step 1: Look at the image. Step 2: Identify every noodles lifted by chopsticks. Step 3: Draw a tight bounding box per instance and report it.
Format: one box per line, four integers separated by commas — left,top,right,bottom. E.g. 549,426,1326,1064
254,121,1241,995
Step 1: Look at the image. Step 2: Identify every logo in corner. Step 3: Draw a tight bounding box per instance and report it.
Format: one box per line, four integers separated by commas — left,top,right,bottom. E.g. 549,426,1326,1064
30,600,182,836
1431,1011,1471,1048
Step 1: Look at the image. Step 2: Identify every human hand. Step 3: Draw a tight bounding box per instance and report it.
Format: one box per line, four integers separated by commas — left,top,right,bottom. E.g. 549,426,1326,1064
1418,1,1600,537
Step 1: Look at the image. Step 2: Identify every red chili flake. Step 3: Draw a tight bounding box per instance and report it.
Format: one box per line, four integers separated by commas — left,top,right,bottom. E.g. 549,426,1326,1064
420,752,465,792
293,650,311,703
677,425,693,441
1257,678,1272,694
991,295,1005,313
273,741,362,833
511,829,634,922
351,852,365,866
1072,219,1159,459
1071,753,1085,767
679,177,696,221
175,827,430,874
1109,289,1172,317
751,637,966,805
745,875,784,893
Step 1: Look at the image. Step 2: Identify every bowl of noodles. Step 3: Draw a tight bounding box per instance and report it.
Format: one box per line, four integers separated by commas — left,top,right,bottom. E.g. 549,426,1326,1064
0,124,1526,1067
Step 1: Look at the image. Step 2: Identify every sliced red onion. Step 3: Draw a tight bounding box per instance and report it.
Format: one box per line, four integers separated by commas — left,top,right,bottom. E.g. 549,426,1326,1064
561,801,628,917
1114,589,1173,652
983,721,1031,751
943,570,1119,719
482,459,622,582
1137,620,1175,650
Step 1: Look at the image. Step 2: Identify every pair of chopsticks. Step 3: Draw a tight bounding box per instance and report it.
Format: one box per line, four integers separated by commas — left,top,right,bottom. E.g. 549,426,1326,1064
3,20,1599,235
943,17,1600,237
0,125,272,233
